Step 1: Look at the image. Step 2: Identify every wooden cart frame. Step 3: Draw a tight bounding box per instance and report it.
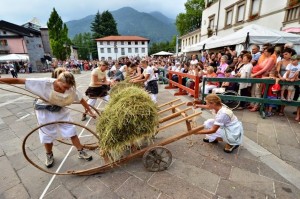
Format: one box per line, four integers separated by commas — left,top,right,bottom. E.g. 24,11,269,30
22,98,204,176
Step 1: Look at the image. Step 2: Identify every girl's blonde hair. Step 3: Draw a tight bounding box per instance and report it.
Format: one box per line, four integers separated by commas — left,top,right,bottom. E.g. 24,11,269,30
57,71,76,88
205,94,222,106
52,67,66,78
207,66,214,73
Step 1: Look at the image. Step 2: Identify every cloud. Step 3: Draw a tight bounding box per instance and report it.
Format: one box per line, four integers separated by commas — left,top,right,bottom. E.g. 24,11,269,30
1,0,186,26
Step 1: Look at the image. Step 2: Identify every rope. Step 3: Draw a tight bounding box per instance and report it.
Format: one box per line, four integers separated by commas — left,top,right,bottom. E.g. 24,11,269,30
0,80,95,117
22,121,99,175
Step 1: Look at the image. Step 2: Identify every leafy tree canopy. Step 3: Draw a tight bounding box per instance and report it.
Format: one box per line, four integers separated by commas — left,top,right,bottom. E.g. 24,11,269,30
47,8,71,60
175,0,205,36
149,35,177,55
72,32,95,60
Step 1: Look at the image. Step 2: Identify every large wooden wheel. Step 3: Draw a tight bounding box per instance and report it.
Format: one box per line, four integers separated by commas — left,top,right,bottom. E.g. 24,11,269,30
22,121,99,175
142,146,172,172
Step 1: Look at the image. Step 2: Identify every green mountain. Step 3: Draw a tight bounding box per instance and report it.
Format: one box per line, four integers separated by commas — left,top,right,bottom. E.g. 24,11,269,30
65,7,177,43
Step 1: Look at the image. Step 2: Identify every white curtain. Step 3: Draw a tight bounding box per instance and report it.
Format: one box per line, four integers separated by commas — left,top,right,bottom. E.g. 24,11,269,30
235,44,245,56
237,5,245,22
251,0,260,15
226,10,233,25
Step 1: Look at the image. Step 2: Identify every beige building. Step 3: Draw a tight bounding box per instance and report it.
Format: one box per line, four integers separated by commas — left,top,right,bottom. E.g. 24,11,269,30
201,0,299,39
182,0,300,53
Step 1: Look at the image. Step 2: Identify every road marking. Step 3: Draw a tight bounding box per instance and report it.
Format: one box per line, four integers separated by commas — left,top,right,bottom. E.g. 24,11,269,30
16,114,30,121
0,96,29,108
39,100,101,199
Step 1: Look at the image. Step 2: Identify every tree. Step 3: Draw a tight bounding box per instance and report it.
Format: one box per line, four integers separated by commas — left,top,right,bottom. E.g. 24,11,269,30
72,32,95,60
47,8,71,60
90,10,119,58
175,0,205,36
149,37,176,55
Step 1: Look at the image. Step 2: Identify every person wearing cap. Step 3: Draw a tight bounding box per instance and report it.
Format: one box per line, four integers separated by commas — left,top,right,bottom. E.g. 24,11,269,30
82,61,111,121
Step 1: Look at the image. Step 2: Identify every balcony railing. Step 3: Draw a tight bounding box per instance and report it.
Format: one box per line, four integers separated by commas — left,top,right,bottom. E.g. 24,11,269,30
284,3,300,23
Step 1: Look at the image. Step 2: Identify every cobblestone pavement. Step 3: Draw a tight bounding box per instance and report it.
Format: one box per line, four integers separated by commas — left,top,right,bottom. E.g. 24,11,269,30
0,71,300,199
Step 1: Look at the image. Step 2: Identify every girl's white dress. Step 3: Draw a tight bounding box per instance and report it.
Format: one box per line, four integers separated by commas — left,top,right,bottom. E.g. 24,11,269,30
204,106,243,145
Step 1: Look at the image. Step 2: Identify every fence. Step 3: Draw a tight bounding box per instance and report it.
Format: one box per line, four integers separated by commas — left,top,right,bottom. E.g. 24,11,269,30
202,77,300,117
164,70,201,103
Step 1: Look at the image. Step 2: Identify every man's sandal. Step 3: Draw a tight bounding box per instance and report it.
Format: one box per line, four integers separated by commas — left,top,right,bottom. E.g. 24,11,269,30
224,144,239,153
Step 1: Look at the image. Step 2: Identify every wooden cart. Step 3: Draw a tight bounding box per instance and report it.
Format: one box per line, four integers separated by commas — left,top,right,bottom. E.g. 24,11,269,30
22,98,204,176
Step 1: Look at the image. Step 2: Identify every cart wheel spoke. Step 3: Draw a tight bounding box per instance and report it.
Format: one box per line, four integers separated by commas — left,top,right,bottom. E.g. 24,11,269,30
143,146,172,172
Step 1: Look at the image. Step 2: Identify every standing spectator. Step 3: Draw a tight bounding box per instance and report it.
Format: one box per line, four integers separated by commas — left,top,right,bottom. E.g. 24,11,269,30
236,53,253,109
216,55,229,78
262,71,280,117
249,46,275,112
258,44,277,67
276,48,293,115
251,44,261,66
8,62,17,78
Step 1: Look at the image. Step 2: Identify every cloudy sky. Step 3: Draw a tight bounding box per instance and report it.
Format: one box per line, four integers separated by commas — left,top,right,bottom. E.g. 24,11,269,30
1,0,187,26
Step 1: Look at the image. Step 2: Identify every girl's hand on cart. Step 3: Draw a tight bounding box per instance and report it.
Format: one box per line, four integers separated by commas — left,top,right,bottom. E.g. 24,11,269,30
91,112,97,119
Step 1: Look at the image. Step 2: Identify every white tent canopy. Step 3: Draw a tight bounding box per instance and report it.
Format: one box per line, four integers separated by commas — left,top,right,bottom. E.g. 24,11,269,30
183,35,220,52
0,54,29,62
151,51,173,56
205,24,300,49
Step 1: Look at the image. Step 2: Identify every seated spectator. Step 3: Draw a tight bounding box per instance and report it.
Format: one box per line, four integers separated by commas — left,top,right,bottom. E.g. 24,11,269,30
201,66,219,94
250,46,275,112
171,62,182,83
221,68,237,91
182,63,190,86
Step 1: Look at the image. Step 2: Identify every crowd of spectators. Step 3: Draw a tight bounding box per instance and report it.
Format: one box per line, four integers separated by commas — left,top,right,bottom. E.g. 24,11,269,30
154,42,300,120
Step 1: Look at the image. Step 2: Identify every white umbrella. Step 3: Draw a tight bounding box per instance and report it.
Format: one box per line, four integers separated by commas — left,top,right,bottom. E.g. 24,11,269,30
0,54,29,62
152,51,173,56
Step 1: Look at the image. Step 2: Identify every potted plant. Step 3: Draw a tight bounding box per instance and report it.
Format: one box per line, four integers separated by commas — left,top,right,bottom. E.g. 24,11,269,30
248,13,259,20
289,0,300,7
207,28,213,37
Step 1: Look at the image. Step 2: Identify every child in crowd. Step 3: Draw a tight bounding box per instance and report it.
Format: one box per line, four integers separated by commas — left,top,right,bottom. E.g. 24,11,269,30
201,66,219,94
280,55,300,101
263,71,280,117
